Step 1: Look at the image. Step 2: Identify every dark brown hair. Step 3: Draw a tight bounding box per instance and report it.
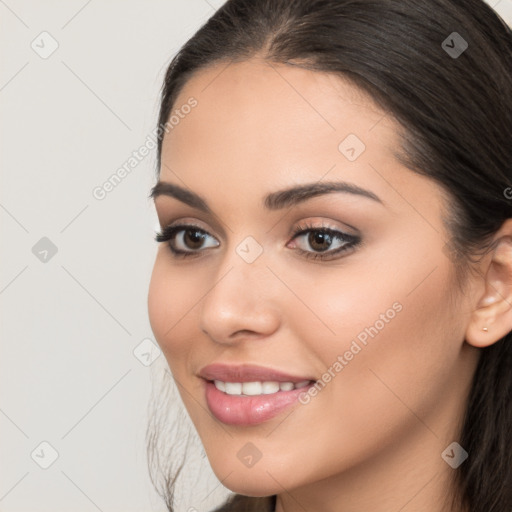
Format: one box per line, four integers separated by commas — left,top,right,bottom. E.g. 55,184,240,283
148,1,512,510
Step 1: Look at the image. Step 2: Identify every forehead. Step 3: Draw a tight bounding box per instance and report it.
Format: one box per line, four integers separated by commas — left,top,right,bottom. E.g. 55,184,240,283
161,57,401,177
174,58,391,133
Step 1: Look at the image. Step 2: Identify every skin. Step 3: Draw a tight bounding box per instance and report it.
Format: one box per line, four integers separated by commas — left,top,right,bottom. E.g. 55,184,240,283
148,57,512,512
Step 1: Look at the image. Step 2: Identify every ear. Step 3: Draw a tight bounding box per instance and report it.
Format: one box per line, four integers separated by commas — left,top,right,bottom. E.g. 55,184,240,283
465,219,512,348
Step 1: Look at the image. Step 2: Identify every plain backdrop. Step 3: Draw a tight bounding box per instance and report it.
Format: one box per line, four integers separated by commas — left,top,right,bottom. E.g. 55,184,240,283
1,1,511,511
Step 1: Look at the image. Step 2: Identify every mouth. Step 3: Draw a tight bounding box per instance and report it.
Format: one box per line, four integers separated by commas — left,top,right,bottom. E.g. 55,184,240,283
210,379,313,396
199,363,317,426
202,379,316,426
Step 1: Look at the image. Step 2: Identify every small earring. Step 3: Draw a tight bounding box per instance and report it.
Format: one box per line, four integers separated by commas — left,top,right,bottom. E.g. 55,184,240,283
482,326,489,332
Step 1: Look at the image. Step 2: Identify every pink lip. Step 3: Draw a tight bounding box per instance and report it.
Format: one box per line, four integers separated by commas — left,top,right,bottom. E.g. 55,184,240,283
199,363,316,426
198,363,315,383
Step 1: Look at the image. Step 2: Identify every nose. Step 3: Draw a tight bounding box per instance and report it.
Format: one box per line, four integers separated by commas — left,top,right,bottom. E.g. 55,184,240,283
199,250,281,345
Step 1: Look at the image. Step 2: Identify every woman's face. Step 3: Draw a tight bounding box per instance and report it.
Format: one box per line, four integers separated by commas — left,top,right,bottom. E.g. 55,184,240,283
148,58,481,502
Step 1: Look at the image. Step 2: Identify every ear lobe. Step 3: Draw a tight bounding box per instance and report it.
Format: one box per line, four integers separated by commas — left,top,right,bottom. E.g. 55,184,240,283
465,234,512,348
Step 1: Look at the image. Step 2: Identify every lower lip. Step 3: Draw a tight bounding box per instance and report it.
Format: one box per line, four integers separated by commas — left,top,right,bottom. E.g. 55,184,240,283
204,380,314,426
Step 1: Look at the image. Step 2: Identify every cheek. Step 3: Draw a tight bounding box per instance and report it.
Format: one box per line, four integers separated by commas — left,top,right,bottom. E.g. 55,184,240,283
147,256,170,347
278,238,460,424
147,255,198,364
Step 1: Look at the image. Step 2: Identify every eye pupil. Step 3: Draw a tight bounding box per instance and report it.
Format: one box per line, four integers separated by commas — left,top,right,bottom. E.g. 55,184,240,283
309,231,332,252
185,229,205,249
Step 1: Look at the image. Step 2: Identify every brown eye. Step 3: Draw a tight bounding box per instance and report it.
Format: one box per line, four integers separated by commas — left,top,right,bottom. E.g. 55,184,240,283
183,229,207,250
155,224,220,255
289,225,361,261
307,231,333,252
172,227,219,253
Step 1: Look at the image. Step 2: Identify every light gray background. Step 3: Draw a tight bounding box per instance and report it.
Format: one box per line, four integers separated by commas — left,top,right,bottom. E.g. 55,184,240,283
1,1,511,511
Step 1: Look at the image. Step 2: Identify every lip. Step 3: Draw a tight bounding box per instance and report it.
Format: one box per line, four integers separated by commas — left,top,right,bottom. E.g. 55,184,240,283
199,363,316,426
198,363,315,383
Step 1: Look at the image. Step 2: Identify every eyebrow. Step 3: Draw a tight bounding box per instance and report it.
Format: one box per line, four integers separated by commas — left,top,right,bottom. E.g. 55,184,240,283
149,180,384,213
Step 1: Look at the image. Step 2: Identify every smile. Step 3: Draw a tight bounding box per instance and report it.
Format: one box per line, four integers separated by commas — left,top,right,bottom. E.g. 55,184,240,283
213,379,312,395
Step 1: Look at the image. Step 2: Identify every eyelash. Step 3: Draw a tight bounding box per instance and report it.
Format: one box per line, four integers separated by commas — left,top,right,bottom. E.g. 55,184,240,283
154,221,361,261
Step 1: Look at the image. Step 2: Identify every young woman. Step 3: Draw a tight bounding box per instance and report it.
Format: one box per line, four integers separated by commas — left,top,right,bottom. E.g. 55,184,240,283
146,1,512,511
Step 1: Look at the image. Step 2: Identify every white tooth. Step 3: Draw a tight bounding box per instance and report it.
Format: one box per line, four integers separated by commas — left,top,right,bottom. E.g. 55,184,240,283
242,381,263,395
279,382,294,391
225,382,242,395
214,380,225,392
262,381,280,394
217,380,310,395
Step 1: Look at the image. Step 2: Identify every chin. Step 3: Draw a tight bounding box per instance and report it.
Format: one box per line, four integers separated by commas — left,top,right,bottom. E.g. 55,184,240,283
221,480,281,498
209,463,291,497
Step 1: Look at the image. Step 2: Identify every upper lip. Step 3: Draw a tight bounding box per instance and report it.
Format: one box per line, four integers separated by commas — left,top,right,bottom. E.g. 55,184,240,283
199,363,315,383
